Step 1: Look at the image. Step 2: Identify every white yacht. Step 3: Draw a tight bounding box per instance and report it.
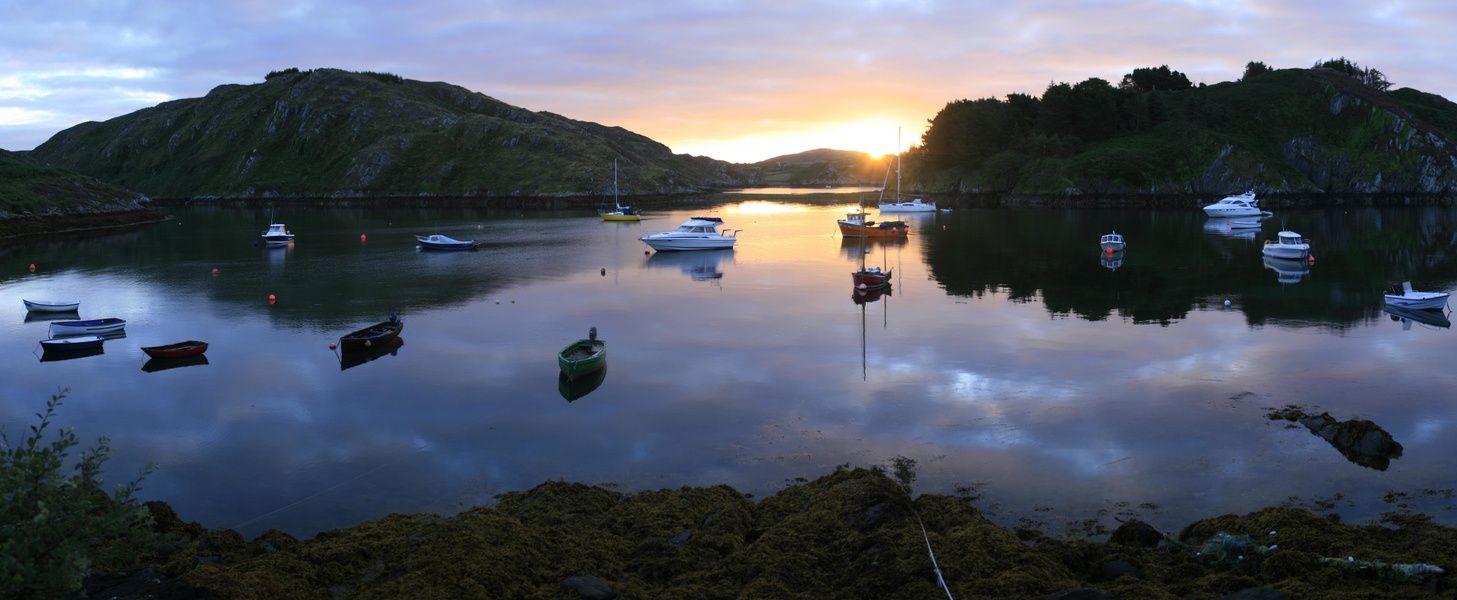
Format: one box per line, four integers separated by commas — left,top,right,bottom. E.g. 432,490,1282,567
1262,231,1310,260
261,223,294,245
640,217,738,251
1203,191,1271,218
878,127,937,213
1384,281,1450,310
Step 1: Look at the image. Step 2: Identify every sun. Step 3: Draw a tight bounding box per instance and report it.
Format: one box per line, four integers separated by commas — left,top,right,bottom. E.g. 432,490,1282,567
673,119,923,163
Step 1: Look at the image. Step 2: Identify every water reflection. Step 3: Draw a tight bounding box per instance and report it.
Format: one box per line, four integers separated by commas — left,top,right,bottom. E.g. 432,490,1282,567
1202,218,1262,239
558,366,607,402
23,310,80,323
645,249,734,281
4,203,1457,539
1262,256,1310,284
1100,250,1125,271
143,355,211,373
39,345,105,362
1384,305,1451,329
339,337,405,371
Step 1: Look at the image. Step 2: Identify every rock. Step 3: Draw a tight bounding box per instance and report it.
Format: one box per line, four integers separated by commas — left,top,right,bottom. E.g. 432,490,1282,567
668,529,692,547
1040,588,1113,600
560,575,617,600
1099,558,1142,581
249,528,300,554
1109,519,1163,547
1219,587,1290,600
78,566,214,599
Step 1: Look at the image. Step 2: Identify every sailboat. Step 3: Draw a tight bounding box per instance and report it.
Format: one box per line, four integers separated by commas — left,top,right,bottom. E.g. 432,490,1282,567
851,231,892,290
878,127,936,213
600,160,641,222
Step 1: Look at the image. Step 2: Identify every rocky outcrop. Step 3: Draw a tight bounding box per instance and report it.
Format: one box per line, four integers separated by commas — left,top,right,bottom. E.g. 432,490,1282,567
1268,407,1405,470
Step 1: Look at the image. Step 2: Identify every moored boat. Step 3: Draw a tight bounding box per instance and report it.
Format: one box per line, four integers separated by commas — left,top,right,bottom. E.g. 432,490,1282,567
1383,281,1450,310
558,327,606,379
23,299,80,312
1099,232,1125,252
852,266,892,290
838,212,908,238
640,217,738,251
877,127,936,213
1203,191,1264,218
49,317,126,337
261,223,294,245
600,159,642,222
40,335,104,351
415,234,479,250
1262,231,1311,260
141,340,209,359
339,315,403,350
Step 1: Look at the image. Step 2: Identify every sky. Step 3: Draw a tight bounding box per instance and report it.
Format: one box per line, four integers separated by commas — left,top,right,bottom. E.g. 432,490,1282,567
2,0,1455,162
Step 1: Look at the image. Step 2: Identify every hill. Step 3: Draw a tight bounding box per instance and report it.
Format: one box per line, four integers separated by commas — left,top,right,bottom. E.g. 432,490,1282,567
748,148,888,186
906,60,1457,195
28,69,747,198
0,149,151,222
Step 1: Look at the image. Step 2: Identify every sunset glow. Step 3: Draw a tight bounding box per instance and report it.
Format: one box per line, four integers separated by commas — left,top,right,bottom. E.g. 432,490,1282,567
3,2,1456,162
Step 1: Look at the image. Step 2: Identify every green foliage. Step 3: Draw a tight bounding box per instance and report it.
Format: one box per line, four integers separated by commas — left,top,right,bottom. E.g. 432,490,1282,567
1242,61,1272,81
360,71,404,84
0,150,143,216
1119,65,1193,92
1314,56,1391,91
0,391,156,599
264,67,301,80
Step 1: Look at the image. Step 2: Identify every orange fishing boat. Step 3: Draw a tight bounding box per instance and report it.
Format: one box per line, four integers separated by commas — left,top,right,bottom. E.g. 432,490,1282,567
837,212,908,238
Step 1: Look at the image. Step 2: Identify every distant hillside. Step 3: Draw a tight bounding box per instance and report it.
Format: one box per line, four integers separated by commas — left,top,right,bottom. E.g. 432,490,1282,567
29,69,747,198
907,60,1457,195
0,149,150,220
748,149,888,186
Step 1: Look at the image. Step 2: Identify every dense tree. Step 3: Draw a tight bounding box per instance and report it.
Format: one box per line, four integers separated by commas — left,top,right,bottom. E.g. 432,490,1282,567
1314,57,1390,91
1119,65,1193,92
1242,61,1271,81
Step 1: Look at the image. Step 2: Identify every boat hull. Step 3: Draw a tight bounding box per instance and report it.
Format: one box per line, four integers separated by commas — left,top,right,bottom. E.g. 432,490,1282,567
852,269,892,289
838,221,908,238
40,335,104,351
1203,207,1263,217
601,212,641,222
878,202,936,213
142,341,209,359
418,241,478,251
49,318,126,337
339,318,404,351
558,339,607,379
1261,245,1310,260
640,236,737,251
23,299,80,312
1384,293,1450,310
1100,242,1125,252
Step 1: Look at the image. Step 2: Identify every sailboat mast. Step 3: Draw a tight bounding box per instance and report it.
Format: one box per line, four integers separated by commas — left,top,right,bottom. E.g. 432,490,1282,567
896,127,901,201
613,159,619,208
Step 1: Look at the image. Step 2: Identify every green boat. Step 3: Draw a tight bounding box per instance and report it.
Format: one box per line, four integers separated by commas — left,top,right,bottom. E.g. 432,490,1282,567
558,327,606,379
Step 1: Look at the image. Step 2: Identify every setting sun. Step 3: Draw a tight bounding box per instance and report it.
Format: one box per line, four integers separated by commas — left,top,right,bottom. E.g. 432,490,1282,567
674,118,924,163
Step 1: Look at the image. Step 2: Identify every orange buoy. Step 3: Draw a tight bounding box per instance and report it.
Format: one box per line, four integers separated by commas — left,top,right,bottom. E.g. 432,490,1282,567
1307,255,1316,265
328,343,337,350
360,233,367,242
644,250,650,255
29,263,37,272
268,293,277,304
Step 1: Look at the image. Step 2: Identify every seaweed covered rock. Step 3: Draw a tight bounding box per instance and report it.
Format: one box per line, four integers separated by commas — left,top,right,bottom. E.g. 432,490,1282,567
1267,407,1404,470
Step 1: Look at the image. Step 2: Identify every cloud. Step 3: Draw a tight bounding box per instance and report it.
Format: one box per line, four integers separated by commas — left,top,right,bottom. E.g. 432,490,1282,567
2,1,1455,160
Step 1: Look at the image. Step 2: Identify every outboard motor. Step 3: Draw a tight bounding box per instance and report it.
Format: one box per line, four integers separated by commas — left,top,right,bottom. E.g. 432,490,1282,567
589,326,598,341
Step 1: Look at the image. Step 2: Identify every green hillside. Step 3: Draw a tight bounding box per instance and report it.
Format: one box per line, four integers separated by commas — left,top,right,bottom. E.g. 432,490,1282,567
749,148,888,186
29,69,747,198
907,60,1457,195
0,149,150,219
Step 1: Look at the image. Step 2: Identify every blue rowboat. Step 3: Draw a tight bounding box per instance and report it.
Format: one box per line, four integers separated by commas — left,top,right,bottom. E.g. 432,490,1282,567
49,318,126,337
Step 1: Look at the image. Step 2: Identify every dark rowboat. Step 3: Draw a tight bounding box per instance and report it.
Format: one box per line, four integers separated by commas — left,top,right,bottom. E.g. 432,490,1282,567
141,340,209,359
340,316,403,350
558,327,606,379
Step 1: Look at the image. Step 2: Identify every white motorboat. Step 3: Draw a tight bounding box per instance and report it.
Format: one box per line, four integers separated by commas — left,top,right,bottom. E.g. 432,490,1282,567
640,217,738,251
1099,232,1125,252
1263,256,1310,284
1262,230,1310,260
415,234,479,250
878,127,937,213
49,317,126,337
261,223,294,245
23,299,80,312
1384,281,1450,310
1203,191,1273,218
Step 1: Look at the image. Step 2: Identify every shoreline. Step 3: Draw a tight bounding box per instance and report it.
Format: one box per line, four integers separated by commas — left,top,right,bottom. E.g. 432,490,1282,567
0,209,168,241
94,467,1453,599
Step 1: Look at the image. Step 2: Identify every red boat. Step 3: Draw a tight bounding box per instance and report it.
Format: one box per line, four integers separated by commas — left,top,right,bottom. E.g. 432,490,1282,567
837,212,908,239
141,340,209,359
852,267,892,290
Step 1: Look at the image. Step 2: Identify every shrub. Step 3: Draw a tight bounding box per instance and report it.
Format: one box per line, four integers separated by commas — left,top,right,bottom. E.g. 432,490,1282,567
0,391,156,599
265,67,301,80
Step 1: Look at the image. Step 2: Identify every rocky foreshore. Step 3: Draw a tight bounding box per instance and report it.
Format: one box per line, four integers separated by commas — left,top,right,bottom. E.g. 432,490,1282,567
85,467,1453,599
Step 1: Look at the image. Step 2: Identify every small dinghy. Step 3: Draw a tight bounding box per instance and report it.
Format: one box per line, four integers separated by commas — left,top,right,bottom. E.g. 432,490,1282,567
23,299,80,312
49,317,125,337
339,315,403,350
141,340,209,359
558,327,606,379
415,234,479,250
1383,281,1449,311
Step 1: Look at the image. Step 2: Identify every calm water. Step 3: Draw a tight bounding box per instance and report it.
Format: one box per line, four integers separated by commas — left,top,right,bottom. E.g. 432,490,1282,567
3,201,1456,538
